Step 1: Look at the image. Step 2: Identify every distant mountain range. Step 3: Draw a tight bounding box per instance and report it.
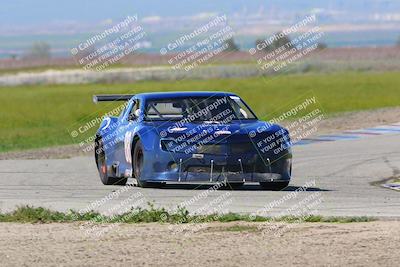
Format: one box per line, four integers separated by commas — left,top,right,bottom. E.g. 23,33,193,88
1,0,400,30
0,0,399,58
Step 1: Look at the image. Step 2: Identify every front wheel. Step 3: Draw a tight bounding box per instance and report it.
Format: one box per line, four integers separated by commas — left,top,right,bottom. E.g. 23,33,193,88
133,140,145,186
133,140,165,188
259,181,289,191
96,139,127,186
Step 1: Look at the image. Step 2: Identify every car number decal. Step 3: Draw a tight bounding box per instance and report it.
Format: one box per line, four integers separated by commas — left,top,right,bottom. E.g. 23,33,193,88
124,131,133,163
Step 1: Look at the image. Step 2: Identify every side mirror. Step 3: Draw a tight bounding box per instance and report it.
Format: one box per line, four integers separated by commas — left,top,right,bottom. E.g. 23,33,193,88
239,108,248,118
128,109,142,121
128,113,136,121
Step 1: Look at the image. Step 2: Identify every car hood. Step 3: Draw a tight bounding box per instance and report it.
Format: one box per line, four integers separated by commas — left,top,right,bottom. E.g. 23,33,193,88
144,120,287,144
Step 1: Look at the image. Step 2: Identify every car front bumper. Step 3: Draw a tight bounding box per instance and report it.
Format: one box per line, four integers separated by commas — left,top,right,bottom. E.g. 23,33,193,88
141,154,291,184
144,171,286,183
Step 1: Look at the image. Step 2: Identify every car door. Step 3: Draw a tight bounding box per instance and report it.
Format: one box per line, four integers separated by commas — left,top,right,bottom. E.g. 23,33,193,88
113,99,141,174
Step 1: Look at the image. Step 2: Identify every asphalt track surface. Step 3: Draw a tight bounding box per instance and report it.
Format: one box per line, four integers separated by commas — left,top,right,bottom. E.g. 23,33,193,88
0,133,399,218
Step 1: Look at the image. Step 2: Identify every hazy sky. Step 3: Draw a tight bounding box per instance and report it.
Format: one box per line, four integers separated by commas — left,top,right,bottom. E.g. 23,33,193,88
0,0,393,25
1,0,263,24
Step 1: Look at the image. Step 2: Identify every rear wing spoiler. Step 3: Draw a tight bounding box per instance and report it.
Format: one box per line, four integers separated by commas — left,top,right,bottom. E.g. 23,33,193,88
93,94,135,103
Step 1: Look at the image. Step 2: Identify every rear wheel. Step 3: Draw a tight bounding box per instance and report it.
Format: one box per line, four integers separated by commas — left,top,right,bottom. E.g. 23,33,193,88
96,139,127,185
259,181,289,191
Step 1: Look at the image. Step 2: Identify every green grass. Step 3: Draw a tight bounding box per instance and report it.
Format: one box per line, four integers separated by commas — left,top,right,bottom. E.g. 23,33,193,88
0,205,375,224
391,177,400,183
1,72,400,152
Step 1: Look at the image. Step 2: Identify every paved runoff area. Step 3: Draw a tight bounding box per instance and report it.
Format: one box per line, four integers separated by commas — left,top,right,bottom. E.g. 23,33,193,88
0,131,399,218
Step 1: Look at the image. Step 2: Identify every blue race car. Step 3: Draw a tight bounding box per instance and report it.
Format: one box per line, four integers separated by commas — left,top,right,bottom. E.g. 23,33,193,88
93,91,292,190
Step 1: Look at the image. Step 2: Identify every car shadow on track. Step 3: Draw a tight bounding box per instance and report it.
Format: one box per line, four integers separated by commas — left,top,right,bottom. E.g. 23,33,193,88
279,186,330,192
148,184,330,191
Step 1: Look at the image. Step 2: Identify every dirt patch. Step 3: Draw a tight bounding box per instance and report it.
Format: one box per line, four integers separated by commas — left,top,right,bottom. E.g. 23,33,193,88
309,106,400,134
0,221,398,266
1,107,400,160
280,106,400,135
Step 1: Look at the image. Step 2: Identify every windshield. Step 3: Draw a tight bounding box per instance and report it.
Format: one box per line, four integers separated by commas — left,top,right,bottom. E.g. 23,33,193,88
144,96,256,122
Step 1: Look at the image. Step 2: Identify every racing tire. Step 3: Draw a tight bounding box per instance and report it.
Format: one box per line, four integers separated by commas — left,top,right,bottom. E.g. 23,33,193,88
96,139,127,186
133,140,165,188
259,181,289,191
133,140,145,186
